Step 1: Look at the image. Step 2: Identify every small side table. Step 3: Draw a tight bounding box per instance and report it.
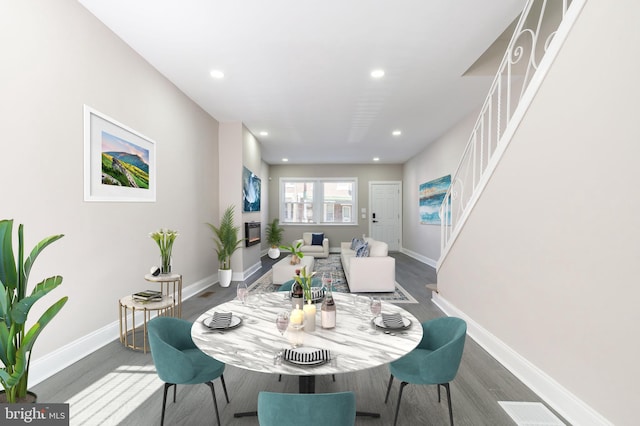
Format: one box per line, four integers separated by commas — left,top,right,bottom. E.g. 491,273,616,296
144,273,183,317
119,294,175,353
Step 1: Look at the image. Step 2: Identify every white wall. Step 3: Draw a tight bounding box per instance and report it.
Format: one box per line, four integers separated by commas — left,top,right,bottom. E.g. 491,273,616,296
0,0,219,378
402,111,478,265
241,126,264,274
438,1,640,424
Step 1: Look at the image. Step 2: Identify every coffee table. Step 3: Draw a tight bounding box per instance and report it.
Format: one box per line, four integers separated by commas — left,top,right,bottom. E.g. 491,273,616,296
271,255,315,284
192,292,422,416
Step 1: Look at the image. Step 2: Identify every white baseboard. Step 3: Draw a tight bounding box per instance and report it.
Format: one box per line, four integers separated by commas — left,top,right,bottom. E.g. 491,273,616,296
400,247,437,268
238,260,262,281
431,292,612,426
29,274,217,388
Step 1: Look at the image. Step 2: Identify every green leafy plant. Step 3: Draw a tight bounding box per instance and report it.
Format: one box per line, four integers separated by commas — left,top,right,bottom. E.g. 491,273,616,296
0,219,68,403
265,219,284,248
293,266,316,302
207,205,244,270
280,240,304,264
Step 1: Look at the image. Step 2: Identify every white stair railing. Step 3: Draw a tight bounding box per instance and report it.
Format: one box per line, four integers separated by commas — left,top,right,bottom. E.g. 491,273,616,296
439,0,585,264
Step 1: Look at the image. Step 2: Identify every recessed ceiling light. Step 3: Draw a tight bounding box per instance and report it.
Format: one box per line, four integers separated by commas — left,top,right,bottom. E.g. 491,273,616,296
392,130,402,136
259,131,268,136
371,69,385,78
373,157,380,162
210,70,224,79
282,158,289,162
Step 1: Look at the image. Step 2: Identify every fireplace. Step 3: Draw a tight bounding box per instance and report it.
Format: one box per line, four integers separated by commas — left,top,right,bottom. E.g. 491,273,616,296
245,222,261,247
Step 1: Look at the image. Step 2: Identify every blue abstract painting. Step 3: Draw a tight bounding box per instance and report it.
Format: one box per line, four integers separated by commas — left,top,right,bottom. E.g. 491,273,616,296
419,175,451,225
243,166,261,212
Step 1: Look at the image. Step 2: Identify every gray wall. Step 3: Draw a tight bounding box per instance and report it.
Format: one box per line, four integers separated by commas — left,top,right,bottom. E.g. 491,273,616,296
267,164,402,250
0,0,219,363
402,111,478,265
438,1,640,424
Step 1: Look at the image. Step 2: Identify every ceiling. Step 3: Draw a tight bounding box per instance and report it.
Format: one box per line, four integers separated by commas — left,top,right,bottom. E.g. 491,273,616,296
78,0,526,165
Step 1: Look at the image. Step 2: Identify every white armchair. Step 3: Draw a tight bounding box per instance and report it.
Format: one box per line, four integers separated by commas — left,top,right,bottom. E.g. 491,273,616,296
292,232,329,258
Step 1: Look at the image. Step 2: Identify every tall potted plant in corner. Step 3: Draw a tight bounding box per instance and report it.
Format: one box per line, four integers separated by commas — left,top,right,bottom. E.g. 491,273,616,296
207,205,244,288
265,218,284,259
0,219,68,403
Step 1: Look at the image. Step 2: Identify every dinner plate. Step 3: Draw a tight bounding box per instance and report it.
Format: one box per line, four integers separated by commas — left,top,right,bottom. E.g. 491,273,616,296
373,316,412,330
283,347,330,366
203,315,243,330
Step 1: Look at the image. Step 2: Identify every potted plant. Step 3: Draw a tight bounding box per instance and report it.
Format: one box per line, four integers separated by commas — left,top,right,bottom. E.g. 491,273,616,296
265,218,284,259
0,219,68,403
207,205,244,287
280,240,304,265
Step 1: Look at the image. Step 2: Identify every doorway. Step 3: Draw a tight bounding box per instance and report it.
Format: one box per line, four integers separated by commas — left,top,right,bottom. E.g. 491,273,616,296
369,181,401,251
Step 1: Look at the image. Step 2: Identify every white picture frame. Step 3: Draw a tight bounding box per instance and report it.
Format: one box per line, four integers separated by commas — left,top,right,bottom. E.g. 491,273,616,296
83,105,156,202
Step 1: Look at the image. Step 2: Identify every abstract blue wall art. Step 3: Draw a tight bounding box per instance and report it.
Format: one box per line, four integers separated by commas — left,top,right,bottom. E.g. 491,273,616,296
243,166,261,212
419,175,451,225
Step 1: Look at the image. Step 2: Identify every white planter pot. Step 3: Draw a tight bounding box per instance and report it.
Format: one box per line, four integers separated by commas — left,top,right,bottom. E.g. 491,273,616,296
219,269,232,287
268,247,281,259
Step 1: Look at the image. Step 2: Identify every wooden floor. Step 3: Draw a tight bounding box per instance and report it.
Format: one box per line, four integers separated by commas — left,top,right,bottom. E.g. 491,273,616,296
32,253,563,425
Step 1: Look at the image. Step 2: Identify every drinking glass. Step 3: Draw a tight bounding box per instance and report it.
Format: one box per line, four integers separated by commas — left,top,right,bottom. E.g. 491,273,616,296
354,295,370,331
236,283,248,305
369,297,382,334
276,311,289,336
236,283,250,322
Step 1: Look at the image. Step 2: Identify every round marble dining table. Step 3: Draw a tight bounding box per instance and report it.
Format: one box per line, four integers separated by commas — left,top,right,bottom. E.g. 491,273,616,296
191,292,423,397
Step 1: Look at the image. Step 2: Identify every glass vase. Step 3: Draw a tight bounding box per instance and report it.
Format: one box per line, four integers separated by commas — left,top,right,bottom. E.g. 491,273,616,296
160,255,171,274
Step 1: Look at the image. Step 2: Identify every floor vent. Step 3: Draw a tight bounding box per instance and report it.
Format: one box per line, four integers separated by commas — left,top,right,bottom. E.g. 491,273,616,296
498,401,565,425
198,291,215,298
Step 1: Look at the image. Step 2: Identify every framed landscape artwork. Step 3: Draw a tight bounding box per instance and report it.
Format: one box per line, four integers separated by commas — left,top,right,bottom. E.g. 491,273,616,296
419,174,451,225
84,105,156,202
242,166,261,212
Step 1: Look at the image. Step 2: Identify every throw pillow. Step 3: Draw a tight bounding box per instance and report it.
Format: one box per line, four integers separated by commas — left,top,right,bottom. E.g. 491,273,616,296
311,233,324,246
350,237,364,250
356,242,369,257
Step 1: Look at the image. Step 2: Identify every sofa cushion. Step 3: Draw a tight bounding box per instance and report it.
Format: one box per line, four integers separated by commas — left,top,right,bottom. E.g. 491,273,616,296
311,233,324,245
302,232,313,245
355,242,369,257
368,240,388,257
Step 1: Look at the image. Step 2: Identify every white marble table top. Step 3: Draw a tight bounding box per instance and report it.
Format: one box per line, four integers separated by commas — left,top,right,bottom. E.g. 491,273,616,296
192,292,423,377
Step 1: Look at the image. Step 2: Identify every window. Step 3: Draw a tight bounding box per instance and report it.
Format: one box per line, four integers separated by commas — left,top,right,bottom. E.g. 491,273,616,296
280,178,357,225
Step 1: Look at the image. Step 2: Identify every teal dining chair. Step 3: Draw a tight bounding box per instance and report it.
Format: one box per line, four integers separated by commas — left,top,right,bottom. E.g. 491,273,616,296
148,317,230,426
257,391,356,426
384,316,467,426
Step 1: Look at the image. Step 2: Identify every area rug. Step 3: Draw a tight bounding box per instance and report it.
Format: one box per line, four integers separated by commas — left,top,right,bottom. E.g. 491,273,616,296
248,254,418,304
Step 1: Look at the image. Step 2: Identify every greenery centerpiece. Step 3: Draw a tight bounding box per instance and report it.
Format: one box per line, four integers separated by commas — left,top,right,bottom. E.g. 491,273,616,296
0,219,68,403
280,241,304,265
149,228,178,274
293,266,316,303
207,205,244,287
265,219,284,259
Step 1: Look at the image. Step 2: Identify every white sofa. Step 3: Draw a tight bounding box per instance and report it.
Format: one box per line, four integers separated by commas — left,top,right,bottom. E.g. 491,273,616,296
292,232,329,258
340,238,395,292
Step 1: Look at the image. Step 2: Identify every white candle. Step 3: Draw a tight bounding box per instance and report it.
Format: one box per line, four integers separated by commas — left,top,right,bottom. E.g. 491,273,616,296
303,302,316,332
290,304,304,325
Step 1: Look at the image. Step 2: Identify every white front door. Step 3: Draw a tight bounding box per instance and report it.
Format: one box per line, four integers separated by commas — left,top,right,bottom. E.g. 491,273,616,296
369,182,401,251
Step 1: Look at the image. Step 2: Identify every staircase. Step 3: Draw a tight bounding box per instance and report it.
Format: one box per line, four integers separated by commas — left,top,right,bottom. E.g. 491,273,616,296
438,0,586,269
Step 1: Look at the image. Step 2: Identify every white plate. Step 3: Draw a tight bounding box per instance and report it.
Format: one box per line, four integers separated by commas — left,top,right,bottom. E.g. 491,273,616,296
373,316,411,330
203,315,243,330
283,347,330,366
